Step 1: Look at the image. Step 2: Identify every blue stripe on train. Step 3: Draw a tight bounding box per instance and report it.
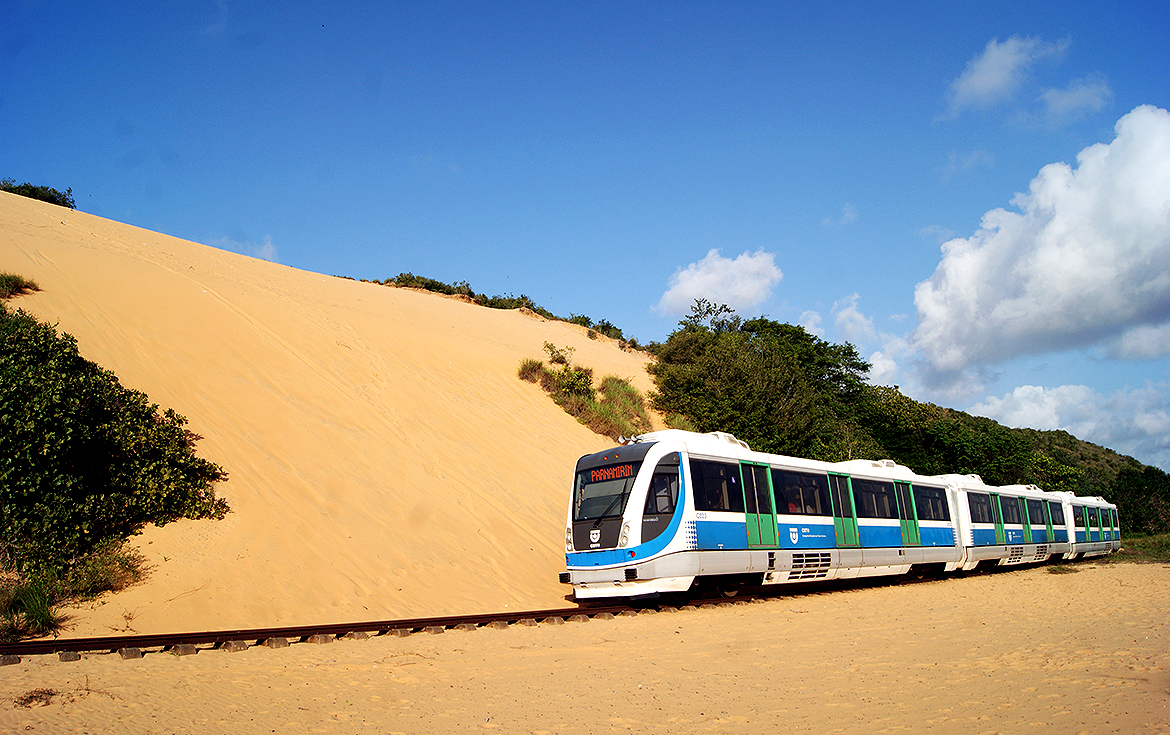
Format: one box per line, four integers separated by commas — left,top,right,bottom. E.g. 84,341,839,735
919,526,956,547
695,520,748,550
857,523,902,547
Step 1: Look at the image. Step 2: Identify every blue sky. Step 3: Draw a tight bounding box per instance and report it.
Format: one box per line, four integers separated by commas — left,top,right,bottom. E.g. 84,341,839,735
4,2,1170,469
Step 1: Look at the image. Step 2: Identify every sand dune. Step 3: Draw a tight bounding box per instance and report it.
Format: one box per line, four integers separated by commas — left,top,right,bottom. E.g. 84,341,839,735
1,190,656,636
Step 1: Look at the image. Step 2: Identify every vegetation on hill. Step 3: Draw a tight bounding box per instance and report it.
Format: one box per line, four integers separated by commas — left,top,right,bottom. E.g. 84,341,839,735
518,342,651,440
645,300,1170,535
1,178,76,210
348,272,637,347
0,302,229,639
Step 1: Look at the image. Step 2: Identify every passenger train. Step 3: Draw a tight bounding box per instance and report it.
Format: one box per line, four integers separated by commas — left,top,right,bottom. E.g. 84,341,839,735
561,430,1120,599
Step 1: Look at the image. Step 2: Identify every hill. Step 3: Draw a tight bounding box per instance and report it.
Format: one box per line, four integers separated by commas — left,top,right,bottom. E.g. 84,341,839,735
0,191,654,636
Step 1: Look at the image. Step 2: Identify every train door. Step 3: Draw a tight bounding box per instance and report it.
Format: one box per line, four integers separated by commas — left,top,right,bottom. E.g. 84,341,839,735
741,462,778,547
894,482,921,546
989,493,1006,545
828,473,859,547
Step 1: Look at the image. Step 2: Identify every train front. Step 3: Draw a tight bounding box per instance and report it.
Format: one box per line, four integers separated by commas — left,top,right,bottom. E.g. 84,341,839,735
559,434,697,599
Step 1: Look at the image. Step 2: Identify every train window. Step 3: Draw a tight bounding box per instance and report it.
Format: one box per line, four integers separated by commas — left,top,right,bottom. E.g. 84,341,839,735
771,469,831,515
573,461,642,522
644,454,681,516
1048,501,1065,526
999,496,1022,525
1072,505,1085,528
1026,499,1047,526
914,485,950,522
741,465,772,515
690,459,745,513
1111,509,1119,529
968,493,992,524
852,479,897,519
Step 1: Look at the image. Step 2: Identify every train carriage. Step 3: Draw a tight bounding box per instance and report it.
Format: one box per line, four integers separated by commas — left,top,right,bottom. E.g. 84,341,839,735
562,430,1119,600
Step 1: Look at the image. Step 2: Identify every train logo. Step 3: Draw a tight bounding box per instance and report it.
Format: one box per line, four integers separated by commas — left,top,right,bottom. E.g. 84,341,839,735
789,527,799,544
590,529,600,544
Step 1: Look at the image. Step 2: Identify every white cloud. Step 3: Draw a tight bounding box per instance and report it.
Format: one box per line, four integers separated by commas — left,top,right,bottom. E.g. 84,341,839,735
1040,73,1113,126
210,234,278,262
832,293,875,343
943,35,1068,118
912,105,1170,388
971,382,1170,470
822,203,858,227
799,310,823,337
940,149,994,181
655,248,782,315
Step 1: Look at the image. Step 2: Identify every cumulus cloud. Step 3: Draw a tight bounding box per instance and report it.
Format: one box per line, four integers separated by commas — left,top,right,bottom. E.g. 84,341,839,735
943,35,1067,118
912,105,1170,388
832,293,875,344
655,248,782,315
971,382,1170,470
799,310,824,337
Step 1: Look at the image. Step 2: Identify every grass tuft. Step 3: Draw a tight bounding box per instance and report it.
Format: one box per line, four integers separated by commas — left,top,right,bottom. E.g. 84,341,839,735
0,272,40,299
0,541,145,642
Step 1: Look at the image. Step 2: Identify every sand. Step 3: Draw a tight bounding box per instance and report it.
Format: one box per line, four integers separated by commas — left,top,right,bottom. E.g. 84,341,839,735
1,190,656,635
2,193,1167,733
2,562,1167,734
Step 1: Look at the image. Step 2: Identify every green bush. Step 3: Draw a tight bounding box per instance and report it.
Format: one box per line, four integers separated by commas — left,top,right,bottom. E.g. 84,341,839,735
0,304,229,575
1,178,75,209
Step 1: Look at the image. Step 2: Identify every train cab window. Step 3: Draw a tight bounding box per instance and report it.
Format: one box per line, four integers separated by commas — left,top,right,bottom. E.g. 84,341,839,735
1072,506,1085,528
643,454,681,516
852,479,898,519
573,461,642,522
1049,501,1065,526
1026,498,1047,526
690,459,745,513
999,496,1022,525
642,453,681,543
913,485,950,522
968,493,993,524
771,469,831,515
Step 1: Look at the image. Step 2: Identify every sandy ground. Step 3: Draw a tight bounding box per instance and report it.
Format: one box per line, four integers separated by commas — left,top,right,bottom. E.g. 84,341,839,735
1,191,657,635
1,562,1166,734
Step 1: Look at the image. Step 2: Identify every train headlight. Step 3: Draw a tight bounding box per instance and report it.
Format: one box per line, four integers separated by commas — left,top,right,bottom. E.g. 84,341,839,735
618,522,630,548
565,528,573,553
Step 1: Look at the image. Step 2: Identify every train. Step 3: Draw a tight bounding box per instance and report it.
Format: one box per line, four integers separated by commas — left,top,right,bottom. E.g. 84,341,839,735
560,430,1120,600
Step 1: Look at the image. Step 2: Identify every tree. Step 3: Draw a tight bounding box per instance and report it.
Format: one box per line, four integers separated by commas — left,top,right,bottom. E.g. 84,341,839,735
1,179,76,209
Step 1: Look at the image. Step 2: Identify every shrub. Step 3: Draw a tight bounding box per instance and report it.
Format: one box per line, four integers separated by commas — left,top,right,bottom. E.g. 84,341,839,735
1,179,76,209
517,347,650,440
0,304,229,576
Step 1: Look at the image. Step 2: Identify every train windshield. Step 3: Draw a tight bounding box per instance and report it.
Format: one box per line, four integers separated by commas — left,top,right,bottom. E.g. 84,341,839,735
573,462,643,522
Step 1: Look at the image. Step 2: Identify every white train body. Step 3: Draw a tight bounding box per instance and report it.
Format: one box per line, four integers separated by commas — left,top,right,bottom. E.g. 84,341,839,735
561,430,1120,599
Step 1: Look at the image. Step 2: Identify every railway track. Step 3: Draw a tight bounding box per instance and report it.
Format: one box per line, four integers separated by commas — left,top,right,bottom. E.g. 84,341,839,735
0,564,1026,665
0,601,739,664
